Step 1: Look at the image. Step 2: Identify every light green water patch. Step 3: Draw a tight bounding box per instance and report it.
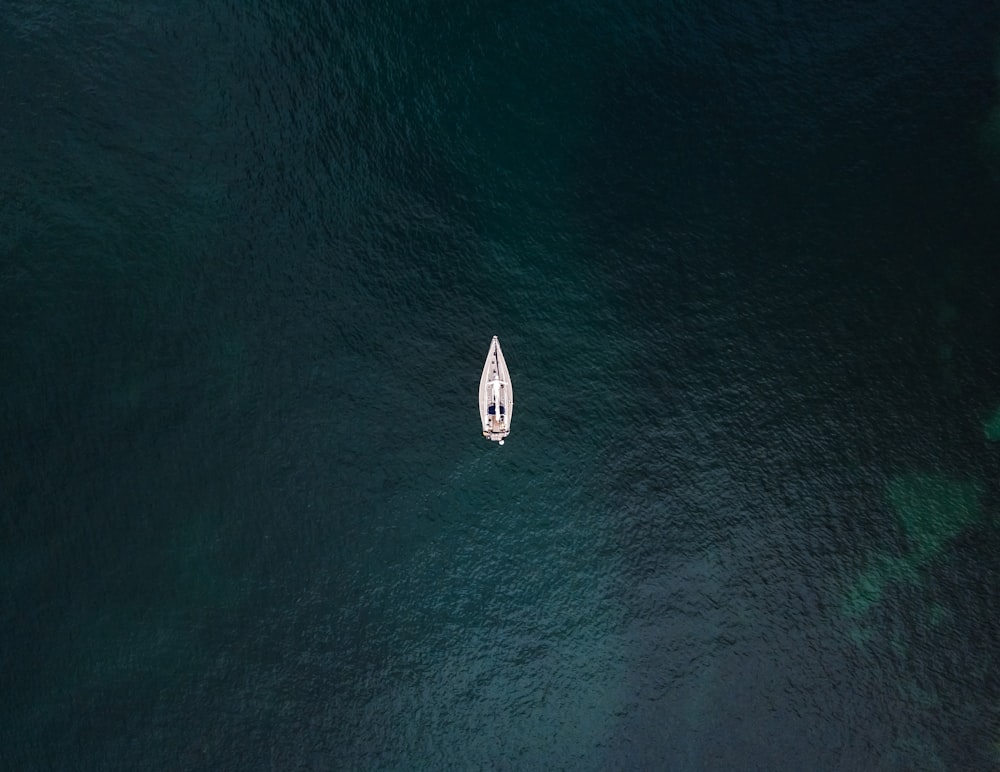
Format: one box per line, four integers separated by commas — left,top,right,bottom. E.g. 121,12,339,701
843,554,920,618
984,404,1000,441
927,602,950,627
887,474,983,558
900,677,941,711
847,623,875,647
843,474,982,618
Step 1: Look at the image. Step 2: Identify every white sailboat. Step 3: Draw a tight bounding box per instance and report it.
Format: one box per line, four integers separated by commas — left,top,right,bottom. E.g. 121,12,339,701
479,336,513,444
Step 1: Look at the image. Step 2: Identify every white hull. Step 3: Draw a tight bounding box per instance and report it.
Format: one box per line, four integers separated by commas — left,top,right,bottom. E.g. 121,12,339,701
479,336,513,443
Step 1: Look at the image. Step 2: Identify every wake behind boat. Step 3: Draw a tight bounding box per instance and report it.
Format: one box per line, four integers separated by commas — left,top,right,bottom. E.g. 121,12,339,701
479,336,513,444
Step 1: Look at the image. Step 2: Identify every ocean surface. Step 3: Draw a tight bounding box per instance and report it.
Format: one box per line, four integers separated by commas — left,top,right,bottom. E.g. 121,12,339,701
3,1,1000,769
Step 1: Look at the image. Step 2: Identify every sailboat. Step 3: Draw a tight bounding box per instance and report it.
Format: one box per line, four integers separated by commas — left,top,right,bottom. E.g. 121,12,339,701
479,336,513,444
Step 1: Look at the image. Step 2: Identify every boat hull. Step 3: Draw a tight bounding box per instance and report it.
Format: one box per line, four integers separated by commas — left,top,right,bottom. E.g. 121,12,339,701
479,336,513,442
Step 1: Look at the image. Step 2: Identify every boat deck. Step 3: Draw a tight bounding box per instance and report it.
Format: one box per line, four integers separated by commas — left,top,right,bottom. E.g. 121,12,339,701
479,336,513,443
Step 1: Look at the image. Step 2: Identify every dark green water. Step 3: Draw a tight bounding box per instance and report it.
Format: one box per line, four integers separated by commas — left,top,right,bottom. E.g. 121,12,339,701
3,1,1000,769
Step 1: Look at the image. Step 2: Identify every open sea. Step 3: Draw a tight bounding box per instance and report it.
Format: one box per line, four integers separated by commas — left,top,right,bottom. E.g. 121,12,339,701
4,1,1000,769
